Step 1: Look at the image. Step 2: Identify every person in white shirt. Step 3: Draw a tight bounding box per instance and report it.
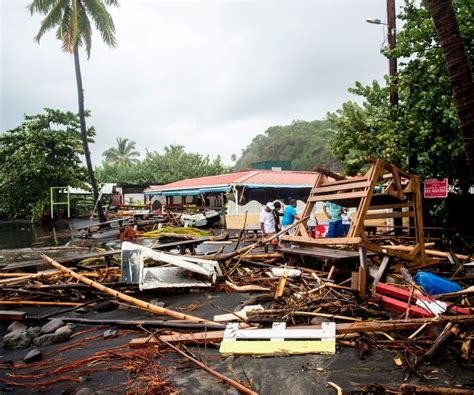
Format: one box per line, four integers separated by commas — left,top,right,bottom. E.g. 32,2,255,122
259,202,277,252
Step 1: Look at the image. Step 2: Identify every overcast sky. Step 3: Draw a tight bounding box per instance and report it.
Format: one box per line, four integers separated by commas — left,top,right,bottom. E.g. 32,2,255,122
1,0,388,165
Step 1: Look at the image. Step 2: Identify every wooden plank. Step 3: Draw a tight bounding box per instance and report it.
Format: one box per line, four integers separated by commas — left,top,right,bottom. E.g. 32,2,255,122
278,246,369,260
274,272,287,299
314,166,346,181
281,235,361,245
0,310,27,322
365,211,414,220
320,177,368,187
311,181,371,194
372,256,390,286
219,340,336,355
368,202,414,210
358,246,368,298
308,191,367,202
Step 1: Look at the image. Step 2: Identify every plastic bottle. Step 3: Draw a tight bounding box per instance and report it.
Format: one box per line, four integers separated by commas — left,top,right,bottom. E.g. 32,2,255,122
414,272,462,295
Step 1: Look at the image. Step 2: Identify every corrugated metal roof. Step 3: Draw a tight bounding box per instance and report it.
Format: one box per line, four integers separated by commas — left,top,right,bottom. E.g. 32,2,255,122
145,170,319,194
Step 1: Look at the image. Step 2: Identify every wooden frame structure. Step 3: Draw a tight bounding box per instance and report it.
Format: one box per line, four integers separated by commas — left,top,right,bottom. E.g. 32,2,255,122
281,158,426,264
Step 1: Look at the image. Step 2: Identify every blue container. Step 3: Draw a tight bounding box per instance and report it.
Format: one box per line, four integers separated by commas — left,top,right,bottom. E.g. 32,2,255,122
414,272,462,295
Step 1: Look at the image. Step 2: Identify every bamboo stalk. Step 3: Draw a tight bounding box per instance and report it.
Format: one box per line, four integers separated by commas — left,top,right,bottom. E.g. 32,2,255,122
41,254,215,324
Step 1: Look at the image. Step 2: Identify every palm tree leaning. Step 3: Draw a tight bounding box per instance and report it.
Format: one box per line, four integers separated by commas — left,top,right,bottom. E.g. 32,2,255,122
103,137,140,167
29,0,119,223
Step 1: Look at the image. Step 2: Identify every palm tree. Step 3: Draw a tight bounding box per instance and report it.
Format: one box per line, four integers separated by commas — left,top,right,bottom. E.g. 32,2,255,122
29,0,119,223
426,0,474,182
103,138,140,167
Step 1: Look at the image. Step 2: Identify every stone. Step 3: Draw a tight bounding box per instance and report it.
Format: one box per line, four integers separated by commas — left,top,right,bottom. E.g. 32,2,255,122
40,319,64,334
23,348,42,363
26,326,41,338
33,326,73,347
103,329,118,339
75,387,93,395
7,321,27,333
66,323,77,330
74,307,89,314
3,330,31,349
54,326,73,340
94,301,116,312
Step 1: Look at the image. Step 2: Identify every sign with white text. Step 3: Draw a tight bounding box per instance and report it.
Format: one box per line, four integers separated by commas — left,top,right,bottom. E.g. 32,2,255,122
424,178,448,198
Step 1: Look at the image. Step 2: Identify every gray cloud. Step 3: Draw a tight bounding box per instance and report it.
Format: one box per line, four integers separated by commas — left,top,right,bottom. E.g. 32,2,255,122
1,0,387,165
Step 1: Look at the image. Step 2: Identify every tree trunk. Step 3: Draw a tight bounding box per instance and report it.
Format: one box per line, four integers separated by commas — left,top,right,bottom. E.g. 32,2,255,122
427,0,474,181
73,47,107,223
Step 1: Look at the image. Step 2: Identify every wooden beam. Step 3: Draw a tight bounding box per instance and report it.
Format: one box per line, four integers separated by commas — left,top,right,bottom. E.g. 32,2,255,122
281,235,361,245
372,256,390,287
311,181,371,194
313,166,346,180
308,191,367,202
365,211,414,220
0,310,27,322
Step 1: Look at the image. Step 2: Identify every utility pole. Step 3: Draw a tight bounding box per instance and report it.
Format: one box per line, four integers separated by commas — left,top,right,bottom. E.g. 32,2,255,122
387,0,398,107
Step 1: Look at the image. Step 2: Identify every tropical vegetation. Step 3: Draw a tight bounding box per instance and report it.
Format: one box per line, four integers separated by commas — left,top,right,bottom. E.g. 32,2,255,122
97,144,230,184
29,0,119,223
234,120,341,172
103,138,140,167
0,109,90,222
327,0,473,194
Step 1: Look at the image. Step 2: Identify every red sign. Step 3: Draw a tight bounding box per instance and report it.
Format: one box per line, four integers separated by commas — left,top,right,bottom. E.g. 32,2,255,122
424,178,448,198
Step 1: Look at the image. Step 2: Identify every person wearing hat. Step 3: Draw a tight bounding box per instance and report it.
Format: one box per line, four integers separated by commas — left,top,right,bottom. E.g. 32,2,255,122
260,202,277,252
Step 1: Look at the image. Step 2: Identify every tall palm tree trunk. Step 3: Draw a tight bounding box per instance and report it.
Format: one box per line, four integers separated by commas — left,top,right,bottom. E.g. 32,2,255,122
73,46,107,223
427,0,474,182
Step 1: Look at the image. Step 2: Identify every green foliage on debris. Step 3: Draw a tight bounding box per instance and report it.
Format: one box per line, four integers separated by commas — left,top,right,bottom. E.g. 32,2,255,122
140,227,211,238
0,109,90,221
234,120,341,172
327,0,473,193
97,144,231,184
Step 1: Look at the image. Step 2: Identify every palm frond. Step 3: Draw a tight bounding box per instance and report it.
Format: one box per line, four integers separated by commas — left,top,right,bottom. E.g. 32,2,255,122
28,0,57,15
78,2,93,58
83,0,117,48
33,0,67,43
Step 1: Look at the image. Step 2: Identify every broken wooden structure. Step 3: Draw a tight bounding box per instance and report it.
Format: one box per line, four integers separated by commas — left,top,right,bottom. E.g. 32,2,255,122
282,157,426,264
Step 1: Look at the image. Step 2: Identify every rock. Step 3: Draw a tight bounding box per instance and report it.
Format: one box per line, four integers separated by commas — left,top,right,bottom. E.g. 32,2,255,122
33,334,57,347
23,348,42,363
74,307,89,314
103,329,118,339
66,323,77,330
3,330,31,349
75,387,93,395
33,326,73,347
94,301,116,312
26,326,41,338
54,325,73,339
40,319,64,334
7,321,27,333
149,299,165,308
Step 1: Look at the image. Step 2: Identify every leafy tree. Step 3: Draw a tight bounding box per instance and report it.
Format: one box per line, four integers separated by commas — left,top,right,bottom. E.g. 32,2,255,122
234,120,341,172
29,0,119,223
103,138,140,167
327,0,473,193
96,144,231,184
0,109,90,221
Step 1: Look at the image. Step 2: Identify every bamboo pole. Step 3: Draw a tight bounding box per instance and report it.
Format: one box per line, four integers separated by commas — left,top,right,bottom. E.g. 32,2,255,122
41,254,216,324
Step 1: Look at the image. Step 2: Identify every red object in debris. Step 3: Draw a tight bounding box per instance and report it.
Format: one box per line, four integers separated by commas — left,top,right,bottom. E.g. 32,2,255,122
375,283,470,317
424,178,448,198
315,225,327,238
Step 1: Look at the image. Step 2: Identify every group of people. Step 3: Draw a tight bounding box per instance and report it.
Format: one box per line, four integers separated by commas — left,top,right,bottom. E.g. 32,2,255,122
259,199,351,249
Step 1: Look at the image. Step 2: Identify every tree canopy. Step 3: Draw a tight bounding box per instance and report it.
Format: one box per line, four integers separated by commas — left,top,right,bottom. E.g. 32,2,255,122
327,0,473,192
103,137,140,167
97,144,231,184
234,120,341,172
0,109,91,221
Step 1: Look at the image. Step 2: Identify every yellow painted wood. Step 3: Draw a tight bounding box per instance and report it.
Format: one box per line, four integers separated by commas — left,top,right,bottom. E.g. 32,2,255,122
219,340,336,355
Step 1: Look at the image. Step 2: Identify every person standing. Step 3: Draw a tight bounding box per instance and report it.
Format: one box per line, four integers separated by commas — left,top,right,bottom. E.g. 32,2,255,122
259,202,277,252
323,201,344,238
281,199,300,235
272,201,283,233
